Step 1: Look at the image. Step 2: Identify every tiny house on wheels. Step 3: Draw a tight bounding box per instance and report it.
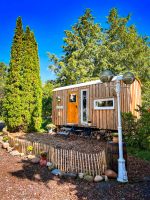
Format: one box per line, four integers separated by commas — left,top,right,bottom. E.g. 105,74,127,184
52,77,141,130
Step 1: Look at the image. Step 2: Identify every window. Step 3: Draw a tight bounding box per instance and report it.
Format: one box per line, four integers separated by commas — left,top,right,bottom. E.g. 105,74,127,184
94,98,114,110
81,90,88,124
69,94,76,102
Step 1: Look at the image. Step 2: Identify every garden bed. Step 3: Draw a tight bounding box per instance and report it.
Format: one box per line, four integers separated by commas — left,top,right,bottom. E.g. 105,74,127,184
10,132,106,153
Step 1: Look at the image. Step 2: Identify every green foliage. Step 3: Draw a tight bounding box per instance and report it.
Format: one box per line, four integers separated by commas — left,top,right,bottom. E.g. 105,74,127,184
3,17,24,132
49,8,150,107
22,27,42,131
122,112,138,147
40,151,47,158
135,105,150,149
0,62,7,118
46,123,56,130
42,81,53,120
122,106,150,150
127,147,150,161
49,9,104,85
3,18,42,132
2,136,8,142
27,145,34,152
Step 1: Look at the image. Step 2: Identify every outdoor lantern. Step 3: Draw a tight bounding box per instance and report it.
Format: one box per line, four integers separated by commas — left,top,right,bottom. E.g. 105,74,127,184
122,72,135,85
100,69,114,83
56,96,61,102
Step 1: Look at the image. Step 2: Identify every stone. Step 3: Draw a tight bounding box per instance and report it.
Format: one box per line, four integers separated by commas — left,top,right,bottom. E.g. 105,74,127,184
20,153,25,157
47,162,53,167
48,165,55,171
63,172,77,179
47,162,54,171
34,174,41,181
78,173,84,179
105,169,117,179
2,142,9,149
27,155,36,160
104,175,109,181
31,157,40,164
94,175,103,182
0,136,3,143
10,150,20,156
84,175,93,182
51,169,62,176
7,147,13,152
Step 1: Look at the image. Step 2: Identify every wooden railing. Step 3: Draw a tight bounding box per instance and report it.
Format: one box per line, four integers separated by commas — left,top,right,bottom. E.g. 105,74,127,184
8,134,107,176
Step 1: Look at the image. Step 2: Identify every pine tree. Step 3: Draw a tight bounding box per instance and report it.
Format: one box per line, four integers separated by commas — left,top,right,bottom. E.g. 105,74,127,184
104,8,150,106
3,17,24,131
104,8,150,81
49,9,104,85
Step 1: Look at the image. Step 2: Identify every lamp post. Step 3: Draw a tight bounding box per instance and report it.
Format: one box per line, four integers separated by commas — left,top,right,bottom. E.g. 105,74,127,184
100,70,135,183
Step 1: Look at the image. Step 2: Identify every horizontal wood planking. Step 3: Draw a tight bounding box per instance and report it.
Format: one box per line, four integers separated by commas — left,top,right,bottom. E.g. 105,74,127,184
52,80,141,130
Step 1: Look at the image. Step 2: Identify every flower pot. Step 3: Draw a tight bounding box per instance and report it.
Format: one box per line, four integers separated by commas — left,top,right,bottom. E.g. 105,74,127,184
48,128,53,134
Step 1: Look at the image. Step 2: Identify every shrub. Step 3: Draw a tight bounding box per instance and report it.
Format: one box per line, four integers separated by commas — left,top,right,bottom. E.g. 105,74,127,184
27,145,34,152
46,123,56,130
2,136,9,142
122,105,150,150
135,105,150,149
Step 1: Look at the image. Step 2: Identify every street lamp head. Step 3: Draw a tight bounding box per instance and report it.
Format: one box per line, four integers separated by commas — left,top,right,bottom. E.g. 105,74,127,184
100,69,114,83
122,72,135,84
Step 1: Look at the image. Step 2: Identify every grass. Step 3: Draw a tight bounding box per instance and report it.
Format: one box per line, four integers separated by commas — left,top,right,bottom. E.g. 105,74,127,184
127,146,150,161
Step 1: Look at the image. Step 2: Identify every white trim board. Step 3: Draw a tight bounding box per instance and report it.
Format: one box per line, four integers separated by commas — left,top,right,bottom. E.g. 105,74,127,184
80,89,88,125
53,76,123,91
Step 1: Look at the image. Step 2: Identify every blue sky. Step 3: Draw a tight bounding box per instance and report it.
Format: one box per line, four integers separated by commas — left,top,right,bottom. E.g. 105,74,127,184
0,0,150,82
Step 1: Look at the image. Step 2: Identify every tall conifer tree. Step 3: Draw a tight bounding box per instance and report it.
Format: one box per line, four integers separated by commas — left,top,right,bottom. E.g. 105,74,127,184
3,17,24,131
49,9,104,85
22,27,42,131
30,31,42,131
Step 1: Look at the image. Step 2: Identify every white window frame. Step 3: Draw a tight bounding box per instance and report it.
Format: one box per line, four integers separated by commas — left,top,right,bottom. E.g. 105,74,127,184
94,98,114,110
81,89,88,124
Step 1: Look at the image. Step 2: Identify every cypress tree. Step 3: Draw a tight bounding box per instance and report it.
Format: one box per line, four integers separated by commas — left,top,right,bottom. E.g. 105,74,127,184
22,27,42,131
30,31,42,131
3,17,24,131
21,26,34,131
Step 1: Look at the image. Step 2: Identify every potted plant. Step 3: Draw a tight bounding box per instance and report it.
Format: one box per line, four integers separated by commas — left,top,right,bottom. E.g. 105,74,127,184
112,133,118,143
40,151,47,166
46,123,56,134
88,120,92,126
2,136,9,149
27,145,34,155
2,136,9,143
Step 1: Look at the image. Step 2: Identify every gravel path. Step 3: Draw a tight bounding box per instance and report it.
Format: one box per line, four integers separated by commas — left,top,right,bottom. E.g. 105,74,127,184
0,145,150,200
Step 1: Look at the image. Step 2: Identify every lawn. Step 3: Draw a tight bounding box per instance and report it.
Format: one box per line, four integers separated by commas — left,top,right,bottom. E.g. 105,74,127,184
128,147,150,161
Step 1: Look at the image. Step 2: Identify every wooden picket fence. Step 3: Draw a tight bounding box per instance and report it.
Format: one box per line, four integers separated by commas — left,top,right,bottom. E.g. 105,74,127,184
8,134,107,176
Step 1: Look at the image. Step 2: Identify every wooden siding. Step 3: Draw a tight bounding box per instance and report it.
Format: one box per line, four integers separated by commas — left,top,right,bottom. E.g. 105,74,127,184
52,79,141,130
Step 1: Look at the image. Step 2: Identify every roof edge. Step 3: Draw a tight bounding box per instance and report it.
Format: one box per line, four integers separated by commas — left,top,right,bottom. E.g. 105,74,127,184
53,76,124,91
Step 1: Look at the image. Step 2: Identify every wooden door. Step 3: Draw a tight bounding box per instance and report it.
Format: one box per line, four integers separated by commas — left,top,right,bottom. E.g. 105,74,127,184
67,92,78,124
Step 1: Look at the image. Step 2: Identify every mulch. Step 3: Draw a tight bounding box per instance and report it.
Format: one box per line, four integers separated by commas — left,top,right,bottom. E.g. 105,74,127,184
12,132,106,153
0,143,150,200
